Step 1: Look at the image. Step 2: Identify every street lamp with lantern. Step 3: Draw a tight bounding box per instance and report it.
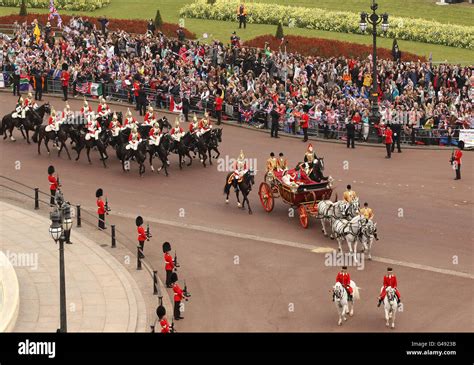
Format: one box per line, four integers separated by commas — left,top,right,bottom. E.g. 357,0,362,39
49,189,72,333
359,1,389,125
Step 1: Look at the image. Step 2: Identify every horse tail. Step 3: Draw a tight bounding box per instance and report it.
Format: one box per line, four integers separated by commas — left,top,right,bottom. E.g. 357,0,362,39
350,280,360,301
32,125,40,143
224,174,232,194
0,115,5,135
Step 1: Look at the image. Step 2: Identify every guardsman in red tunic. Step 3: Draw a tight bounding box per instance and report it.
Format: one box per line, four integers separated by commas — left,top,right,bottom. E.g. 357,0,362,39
48,165,59,206
96,188,106,230
162,242,174,288
189,113,199,134
122,108,137,130
97,97,111,118
108,113,122,138
378,267,402,306
81,98,92,118
171,272,184,321
136,216,147,258
143,106,156,125
453,146,463,180
335,266,353,301
156,305,170,333
384,126,393,159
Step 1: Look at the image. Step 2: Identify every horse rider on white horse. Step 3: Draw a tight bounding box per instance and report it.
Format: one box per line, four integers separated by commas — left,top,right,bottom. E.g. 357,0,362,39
343,184,358,203
108,113,122,137
85,112,102,141
126,126,142,151
334,266,353,301
232,150,248,191
148,122,163,146
378,267,402,307
122,108,138,130
97,97,111,119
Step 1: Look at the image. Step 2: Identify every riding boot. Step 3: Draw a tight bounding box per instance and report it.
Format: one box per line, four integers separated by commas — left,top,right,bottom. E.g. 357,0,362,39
377,298,382,307
374,233,379,241
233,179,239,193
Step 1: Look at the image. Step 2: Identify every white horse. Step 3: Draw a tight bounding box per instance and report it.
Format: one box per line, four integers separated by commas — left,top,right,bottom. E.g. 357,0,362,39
383,286,398,329
354,219,378,260
318,198,360,238
333,280,360,326
331,215,368,261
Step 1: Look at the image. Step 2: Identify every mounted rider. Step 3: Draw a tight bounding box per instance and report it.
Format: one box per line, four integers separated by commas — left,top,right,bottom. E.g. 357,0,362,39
232,150,248,191
126,126,142,151
85,112,102,141
335,266,353,301
12,95,31,120
143,106,156,125
45,108,62,133
170,119,185,142
302,143,318,176
149,122,163,146
122,108,137,130
359,202,374,220
378,267,402,307
26,92,38,110
61,103,73,123
81,97,92,119
189,113,199,134
197,111,212,137
97,97,111,119
343,184,358,203
108,113,122,138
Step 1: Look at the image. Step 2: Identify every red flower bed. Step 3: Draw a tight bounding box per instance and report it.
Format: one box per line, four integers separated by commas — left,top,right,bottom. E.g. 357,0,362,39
0,14,196,39
244,35,425,62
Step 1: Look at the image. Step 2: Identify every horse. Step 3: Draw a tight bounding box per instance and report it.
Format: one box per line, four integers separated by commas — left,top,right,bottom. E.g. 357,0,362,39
223,170,255,214
383,286,398,329
317,193,339,237
73,130,109,168
333,281,360,326
207,128,222,163
309,157,328,182
172,133,194,169
1,103,50,143
116,138,147,176
354,219,378,260
33,122,72,160
331,215,368,259
148,134,171,176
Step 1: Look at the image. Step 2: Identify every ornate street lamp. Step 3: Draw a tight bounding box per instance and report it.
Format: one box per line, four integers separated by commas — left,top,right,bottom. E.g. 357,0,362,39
49,189,73,333
360,1,389,124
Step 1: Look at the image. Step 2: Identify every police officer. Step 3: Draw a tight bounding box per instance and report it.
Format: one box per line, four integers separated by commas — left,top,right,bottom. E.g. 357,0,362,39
391,121,402,153
346,119,356,149
33,64,44,101
270,104,280,138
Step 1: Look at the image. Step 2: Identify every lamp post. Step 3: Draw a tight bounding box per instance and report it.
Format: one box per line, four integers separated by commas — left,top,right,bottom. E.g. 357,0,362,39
360,1,389,125
49,189,72,333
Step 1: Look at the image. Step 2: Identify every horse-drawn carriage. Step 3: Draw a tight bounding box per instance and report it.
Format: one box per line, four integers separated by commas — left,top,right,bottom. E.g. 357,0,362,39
258,169,334,228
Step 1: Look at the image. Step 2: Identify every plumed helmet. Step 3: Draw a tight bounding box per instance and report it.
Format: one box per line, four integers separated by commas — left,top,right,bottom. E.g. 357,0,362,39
156,305,166,319
65,103,70,111
174,119,180,128
135,216,143,227
193,113,198,122
95,188,103,198
238,150,245,161
307,143,313,152
153,122,160,130
170,272,178,283
19,96,24,103
127,108,132,117
51,108,56,117
83,97,88,107
148,106,153,112
61,62,68,71
162,241,171,253
112,112,118,120
28,92,32,98
48,165,55,175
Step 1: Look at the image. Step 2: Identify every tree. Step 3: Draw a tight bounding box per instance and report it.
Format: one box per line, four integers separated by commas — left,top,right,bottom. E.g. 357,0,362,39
207,0,216,4
154,10,163,28
19,0,27,17
275,22,284,40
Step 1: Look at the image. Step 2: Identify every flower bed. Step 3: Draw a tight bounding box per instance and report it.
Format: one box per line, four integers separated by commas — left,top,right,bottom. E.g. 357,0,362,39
180,0,474,50
244,35,426,62
0,14,196,39
0,0,110,11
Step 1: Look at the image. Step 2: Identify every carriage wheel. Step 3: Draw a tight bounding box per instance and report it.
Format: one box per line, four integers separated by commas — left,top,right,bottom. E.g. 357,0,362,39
299,205,309,229
259,182,274,212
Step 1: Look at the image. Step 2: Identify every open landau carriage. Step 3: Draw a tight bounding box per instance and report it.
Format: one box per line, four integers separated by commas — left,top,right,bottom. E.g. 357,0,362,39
258,169,334,228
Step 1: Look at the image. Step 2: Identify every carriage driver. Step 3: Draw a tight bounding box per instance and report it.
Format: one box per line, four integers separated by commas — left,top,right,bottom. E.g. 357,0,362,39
378,267,402,307
85,113,101,141
149,122,163,146
108,113,122,137
97,97,111,118
335,266,353,301
277,152,288,172
343,185,358,203
127,126,142,151
232,150,248,191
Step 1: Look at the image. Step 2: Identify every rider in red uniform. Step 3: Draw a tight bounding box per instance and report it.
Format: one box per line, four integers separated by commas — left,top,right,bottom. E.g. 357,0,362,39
378,267,401,306
335,266,353,301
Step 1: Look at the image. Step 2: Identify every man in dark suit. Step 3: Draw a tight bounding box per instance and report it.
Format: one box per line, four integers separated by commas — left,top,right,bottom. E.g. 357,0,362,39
346,120,356,148
269,104,280,138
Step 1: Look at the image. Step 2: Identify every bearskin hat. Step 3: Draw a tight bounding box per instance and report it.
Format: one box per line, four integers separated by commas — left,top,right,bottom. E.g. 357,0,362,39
156,305,166,319
170,272,178,283
95,188,103,198
48,165,55,175
61,63,69,71
162,241,171,253
135,216,144,227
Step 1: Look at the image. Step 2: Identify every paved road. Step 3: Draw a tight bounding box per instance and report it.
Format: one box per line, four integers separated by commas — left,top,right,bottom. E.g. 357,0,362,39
0,94,472,332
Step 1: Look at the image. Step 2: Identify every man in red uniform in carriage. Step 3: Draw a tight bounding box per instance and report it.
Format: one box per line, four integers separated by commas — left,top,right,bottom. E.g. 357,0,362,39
378,267,402,307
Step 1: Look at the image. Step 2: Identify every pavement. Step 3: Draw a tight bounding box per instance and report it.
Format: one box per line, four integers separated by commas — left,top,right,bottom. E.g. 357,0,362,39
0,200,151,332
0,93,472,332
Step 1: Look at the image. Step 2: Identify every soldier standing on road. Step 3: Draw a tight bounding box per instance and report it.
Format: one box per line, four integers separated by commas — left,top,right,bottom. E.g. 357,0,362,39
171,272,184,321
136,216,147,258
96,188,106,230
384,125,393,159
47,165,59,206
163,242,174,288
156,305,170,333
452,146,463,180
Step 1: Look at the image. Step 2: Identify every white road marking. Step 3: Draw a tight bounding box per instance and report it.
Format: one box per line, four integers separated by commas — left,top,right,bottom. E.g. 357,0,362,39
101,209,474,281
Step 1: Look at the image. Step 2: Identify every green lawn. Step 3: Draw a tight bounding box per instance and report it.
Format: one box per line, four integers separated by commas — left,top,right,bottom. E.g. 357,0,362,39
1,0,473,64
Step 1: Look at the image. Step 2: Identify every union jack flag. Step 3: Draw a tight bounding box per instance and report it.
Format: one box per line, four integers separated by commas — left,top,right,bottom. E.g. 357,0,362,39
48,0,63,29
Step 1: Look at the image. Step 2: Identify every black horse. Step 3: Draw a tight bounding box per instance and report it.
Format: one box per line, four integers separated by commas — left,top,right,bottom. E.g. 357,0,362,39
1,103,50,143
172,133,194,169
33,122,72,160
309,157,328,182
148,134,171,176
72,129,109,168
224,170,255,214
116,138,147,176
206,128,222,164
